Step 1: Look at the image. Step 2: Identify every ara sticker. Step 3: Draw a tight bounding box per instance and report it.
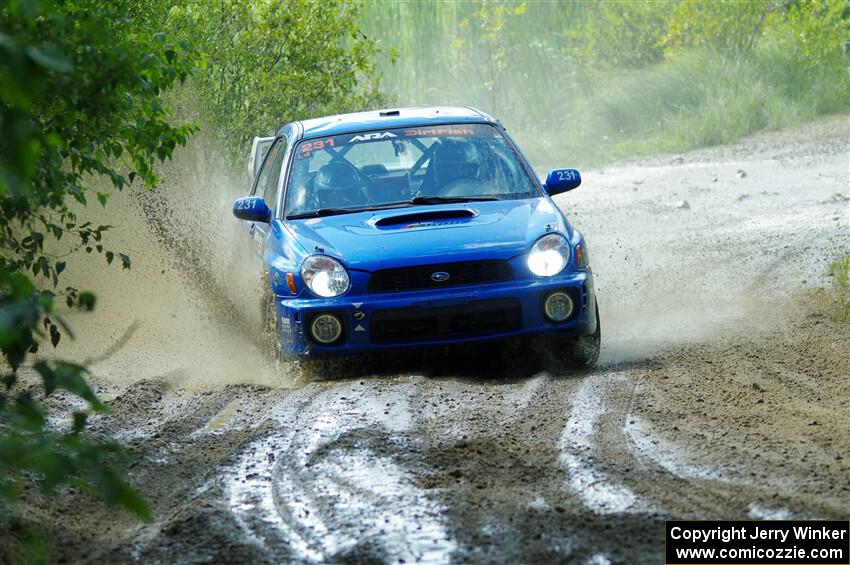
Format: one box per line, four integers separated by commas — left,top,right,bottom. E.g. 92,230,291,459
349,131,398,142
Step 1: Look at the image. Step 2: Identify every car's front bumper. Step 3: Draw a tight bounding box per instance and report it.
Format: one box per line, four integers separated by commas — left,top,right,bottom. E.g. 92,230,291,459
275,270,597,359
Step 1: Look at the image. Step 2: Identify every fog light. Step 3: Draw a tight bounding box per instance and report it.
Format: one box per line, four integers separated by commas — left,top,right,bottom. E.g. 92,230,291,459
310,313,343,344
544,291,574,322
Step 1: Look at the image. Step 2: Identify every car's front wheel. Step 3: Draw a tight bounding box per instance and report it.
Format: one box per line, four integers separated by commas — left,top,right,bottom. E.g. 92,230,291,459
260,272,283,365
259,275,351,380
536,300,601,373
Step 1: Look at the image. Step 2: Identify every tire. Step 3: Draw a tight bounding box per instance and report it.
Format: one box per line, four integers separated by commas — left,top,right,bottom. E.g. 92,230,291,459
260,280,311,381
539,300,601,373
259,275,351,380
297,357,348,380
259,272,283,366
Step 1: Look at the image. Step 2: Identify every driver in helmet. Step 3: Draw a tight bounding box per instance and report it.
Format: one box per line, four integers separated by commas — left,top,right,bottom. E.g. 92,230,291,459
431,138,481,190
313,161,364,209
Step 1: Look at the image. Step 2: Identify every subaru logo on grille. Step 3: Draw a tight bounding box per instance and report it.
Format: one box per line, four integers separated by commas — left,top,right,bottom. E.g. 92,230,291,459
431,271,450,282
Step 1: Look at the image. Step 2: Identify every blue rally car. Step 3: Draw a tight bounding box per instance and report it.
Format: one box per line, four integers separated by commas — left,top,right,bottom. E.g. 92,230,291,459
233,107,600,373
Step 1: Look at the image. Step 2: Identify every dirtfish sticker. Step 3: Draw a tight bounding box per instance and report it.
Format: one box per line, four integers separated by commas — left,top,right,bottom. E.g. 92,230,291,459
404,127,476,137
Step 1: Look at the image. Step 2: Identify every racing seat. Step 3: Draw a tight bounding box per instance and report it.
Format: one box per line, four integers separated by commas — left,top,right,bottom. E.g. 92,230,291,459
419,138,482,196
313,161,365,209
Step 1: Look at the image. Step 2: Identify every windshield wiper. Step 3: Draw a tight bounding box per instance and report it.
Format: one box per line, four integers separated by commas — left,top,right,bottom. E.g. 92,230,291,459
409,195,500,205
287,201,414,219
286,208,355,219
286,196,500,219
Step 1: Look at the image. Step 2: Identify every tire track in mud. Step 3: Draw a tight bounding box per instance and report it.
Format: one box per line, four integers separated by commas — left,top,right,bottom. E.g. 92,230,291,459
561,369,750,518
400,370,670,563
557,370,759,519
559,370,648,514
561,362,847,524
218,320,846,563
223,371,656,563
226,379,457,563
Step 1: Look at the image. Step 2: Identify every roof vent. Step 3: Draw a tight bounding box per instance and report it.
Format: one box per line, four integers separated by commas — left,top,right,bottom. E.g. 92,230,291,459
379,109,400,117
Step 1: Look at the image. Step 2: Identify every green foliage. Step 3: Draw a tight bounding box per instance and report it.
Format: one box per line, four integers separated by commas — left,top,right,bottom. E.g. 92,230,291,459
572,1,668,68
0,371,150,520
166,0,386,160
0,0,197,520
828,254,850,325
765,0,850,86
564,48,847,162
792,0,850,66
361,0,588,163
449,1,531,113
1,0,197,286
661,0,782,55
361,0,849,167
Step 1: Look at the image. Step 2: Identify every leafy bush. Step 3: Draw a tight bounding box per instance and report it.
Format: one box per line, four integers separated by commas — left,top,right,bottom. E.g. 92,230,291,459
1,0,196,519
571,1,668,68
166,0,387,161
566,47,845,163
661,0,779,55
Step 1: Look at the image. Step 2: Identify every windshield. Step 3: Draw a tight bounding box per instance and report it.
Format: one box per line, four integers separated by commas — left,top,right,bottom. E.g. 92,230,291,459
284,123,540,218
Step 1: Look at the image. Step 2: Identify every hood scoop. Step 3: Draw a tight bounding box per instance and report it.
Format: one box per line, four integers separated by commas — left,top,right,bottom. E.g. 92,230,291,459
373,208,477,229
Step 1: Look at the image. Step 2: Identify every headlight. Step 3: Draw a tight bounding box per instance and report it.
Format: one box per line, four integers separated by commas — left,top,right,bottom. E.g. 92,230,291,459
301,255,350,297
527,234,570,277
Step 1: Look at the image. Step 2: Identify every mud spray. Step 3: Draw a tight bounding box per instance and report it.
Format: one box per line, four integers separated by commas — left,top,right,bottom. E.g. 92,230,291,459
52,132,283,390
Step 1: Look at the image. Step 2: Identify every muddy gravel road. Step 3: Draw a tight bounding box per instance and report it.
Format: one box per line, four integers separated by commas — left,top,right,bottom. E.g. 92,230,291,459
9,118,849,564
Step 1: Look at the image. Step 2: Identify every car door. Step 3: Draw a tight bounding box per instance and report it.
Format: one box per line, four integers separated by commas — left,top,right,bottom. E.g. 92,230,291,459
248,136,275,183
249,137,287,254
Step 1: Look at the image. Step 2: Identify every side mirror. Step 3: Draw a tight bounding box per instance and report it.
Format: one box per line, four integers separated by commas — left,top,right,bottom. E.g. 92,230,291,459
233,196,271,223
544,168,582,196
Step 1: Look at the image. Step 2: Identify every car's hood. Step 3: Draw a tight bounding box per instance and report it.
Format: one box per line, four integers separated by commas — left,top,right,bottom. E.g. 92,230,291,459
284,198,570,270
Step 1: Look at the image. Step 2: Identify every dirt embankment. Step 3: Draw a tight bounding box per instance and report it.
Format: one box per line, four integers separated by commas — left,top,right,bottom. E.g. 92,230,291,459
3,118,848,564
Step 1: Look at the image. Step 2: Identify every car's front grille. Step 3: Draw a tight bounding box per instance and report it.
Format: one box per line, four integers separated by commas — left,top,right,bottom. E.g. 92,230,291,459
370,298,522,344
368,260,513,293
